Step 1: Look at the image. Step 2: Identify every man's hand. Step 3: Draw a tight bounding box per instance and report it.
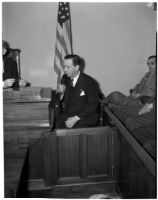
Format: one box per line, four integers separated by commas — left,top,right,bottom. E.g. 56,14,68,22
131,92,141,99
57,84,66,93
57,84,66,100
19,79,27,87
65,116,80,128
3,78,15,88
138,103,153,115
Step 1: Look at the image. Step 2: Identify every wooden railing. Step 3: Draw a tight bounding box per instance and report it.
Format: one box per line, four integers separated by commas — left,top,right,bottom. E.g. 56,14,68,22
104,105,156,198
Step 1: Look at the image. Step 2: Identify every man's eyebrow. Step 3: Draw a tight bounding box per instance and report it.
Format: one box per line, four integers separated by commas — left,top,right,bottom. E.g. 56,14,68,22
147,61,155,64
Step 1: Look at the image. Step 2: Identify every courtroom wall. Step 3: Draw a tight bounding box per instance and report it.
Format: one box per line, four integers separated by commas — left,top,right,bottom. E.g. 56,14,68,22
2,2,156,95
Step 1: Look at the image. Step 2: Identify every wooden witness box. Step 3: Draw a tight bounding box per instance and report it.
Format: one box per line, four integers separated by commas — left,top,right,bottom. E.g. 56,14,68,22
3,87,156,198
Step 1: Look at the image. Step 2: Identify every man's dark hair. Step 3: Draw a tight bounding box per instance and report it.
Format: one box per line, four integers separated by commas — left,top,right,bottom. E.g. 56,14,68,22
3,40,10,49
64,54,81,66
147,55,157,67
148,55,156,60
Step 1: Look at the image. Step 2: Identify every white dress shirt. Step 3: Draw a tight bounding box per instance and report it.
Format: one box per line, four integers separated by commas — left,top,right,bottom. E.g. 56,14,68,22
71,71,80,87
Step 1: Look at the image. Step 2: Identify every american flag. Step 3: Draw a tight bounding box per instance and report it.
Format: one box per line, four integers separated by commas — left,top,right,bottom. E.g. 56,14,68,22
54,2,73,89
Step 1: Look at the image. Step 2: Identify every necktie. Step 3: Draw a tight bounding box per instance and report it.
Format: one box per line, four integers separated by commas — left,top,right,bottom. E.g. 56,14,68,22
70,79,74,87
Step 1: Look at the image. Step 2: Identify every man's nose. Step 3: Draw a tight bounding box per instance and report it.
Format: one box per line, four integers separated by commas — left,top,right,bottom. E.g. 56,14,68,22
64,68,67,73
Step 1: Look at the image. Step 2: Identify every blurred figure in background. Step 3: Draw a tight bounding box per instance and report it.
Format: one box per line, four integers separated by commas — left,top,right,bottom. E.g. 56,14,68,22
105,56,156,106
3,40,30,89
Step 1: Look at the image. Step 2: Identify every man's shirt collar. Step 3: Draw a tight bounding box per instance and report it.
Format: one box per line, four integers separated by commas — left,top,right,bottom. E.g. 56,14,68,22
72,71,80,87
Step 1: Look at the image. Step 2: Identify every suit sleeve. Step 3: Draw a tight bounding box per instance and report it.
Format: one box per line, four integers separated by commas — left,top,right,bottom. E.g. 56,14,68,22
133,73,147,93
3,58,19,80
133,83,140,93
77,81,99,118
11,59,19,79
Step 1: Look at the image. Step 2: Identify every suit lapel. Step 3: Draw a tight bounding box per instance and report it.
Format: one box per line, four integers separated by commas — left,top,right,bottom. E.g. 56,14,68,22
74,72,84,98
64,73,84,109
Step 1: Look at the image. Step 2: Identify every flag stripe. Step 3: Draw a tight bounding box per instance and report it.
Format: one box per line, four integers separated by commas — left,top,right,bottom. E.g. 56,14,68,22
56,31,68,57
57,23,63,37
54,2,72,87
55,47,63,70
63,21,72,53
56,23,70,56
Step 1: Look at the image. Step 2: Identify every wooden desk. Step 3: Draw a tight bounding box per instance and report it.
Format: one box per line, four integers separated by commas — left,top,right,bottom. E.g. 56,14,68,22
3,87,51,197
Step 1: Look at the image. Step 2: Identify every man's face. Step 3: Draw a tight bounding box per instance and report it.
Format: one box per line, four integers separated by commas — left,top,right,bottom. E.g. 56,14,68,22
3,47,7,55
63,58,79,78
147,57,156,72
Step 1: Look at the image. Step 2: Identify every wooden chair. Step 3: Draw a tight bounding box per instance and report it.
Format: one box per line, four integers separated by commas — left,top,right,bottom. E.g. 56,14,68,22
8,48,21,78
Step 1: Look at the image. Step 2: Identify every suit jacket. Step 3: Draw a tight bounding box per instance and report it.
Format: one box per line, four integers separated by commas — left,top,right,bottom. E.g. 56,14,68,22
133,71,155,98
3,57,19,81
62,72,100,119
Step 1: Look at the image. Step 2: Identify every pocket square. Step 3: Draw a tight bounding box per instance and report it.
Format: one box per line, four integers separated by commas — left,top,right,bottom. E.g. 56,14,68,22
80,90,85,96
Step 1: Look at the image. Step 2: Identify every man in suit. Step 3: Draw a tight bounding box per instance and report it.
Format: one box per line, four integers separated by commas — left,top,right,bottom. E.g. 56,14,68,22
3,40,29,89
55,54,100,129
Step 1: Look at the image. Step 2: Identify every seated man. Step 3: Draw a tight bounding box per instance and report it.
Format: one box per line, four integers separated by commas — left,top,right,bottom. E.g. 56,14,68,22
105,56,156,106
3,40,30,89
55,54,100,129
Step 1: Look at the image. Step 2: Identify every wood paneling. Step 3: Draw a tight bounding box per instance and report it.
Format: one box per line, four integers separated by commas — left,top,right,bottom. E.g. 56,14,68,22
58,135,80,178
87,134,109,177
3,87,51,197
118,135,156,198
4,149,28,197
104,105,155,177
28,138,44,179
4,102,49,130
3,87,51,103
5,89,156,198
43,132,58,185
40,126,117,187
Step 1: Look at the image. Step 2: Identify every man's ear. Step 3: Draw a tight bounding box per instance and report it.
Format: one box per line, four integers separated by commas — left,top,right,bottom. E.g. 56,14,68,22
75,65,79,71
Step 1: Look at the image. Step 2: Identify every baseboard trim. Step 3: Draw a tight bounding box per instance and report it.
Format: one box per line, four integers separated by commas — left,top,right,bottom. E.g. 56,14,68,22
28,178,118,191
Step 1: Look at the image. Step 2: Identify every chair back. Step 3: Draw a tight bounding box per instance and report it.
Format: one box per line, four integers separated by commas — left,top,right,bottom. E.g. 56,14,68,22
8,48,21,78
